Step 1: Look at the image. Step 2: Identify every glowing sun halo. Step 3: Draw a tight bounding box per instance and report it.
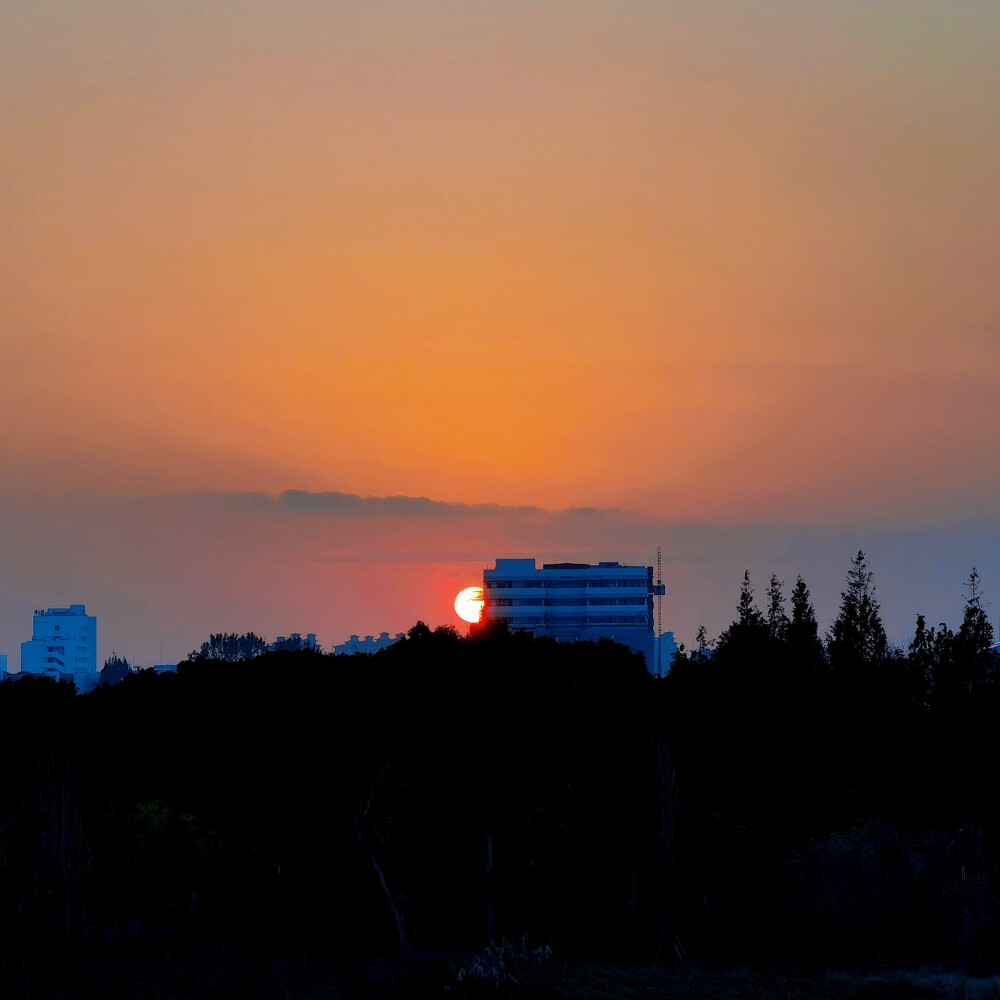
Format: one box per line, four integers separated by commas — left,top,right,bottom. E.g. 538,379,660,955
454,586,484,624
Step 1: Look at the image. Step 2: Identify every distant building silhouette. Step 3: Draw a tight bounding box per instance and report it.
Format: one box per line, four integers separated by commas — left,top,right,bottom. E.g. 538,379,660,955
656,630,678,676
268,632,320,653
483,559,671,671
334,632,404,656
20,604,98,691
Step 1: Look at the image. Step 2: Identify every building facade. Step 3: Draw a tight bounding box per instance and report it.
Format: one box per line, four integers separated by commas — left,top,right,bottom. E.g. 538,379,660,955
20,604,98,690
268,632,320,653
333,632,405,656
482,559,667,669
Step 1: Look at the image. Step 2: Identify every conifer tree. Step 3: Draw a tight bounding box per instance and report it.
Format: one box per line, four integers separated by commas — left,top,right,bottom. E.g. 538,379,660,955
958,568,994,651
766,574,790,641
787,575,824,665
716,570,769,654
953,568,996,692
929,621,957,700
827,551,888,670
907,614,936,702
737,570,765,629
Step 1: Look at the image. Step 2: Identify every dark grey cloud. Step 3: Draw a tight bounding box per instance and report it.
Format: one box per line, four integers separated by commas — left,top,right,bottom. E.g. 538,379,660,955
275,489,541,518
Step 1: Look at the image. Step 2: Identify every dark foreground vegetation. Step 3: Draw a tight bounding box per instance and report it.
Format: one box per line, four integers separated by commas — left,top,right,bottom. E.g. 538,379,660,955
2,554,1000,997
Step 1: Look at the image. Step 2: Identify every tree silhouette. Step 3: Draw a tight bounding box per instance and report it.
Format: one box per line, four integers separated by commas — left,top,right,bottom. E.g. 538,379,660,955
188,632,267,662
828,551,888,670
406,621,432,641
8,562,1000,990
694,625,714,660
950,568,996,696
716,570,769,653
99,653,132,685
907,614,935,703
787,575,824,665
765,574,790,642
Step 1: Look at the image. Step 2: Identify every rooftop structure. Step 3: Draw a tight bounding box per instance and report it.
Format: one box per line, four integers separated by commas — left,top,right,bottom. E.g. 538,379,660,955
482,559,668,670
268,632,320,653
334,632,404,656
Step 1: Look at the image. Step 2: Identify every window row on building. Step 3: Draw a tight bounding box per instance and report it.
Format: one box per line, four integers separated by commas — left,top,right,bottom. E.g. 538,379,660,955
491,614,649,626
486,578,648,590
492,597,649,607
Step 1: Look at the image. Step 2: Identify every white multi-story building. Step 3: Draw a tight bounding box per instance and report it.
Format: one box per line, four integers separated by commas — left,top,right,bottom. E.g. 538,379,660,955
482,559,669,670
20,605,98,690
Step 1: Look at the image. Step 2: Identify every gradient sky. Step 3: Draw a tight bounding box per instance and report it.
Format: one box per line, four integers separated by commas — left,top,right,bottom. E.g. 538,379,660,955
2,2,999,663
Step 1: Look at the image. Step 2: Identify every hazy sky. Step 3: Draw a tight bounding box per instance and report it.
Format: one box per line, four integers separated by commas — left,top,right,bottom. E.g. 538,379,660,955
2,2,999,662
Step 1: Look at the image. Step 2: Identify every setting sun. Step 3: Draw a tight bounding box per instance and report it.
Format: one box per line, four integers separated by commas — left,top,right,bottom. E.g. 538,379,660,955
454,586,485,624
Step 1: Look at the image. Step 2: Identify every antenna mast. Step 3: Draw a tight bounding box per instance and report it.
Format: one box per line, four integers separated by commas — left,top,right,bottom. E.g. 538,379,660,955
656,546,664,675
656,546,662,640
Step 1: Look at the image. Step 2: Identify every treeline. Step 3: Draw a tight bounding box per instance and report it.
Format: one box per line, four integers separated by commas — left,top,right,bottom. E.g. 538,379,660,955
684,552,996,706
1,552,1000,997
667,552,1000,972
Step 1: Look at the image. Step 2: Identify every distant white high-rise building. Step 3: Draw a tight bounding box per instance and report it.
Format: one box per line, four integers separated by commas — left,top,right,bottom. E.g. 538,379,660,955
20,604,98,690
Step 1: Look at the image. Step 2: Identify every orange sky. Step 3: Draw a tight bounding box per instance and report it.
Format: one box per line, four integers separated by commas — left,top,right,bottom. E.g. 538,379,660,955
2,3,1000,663
4,0,999,521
